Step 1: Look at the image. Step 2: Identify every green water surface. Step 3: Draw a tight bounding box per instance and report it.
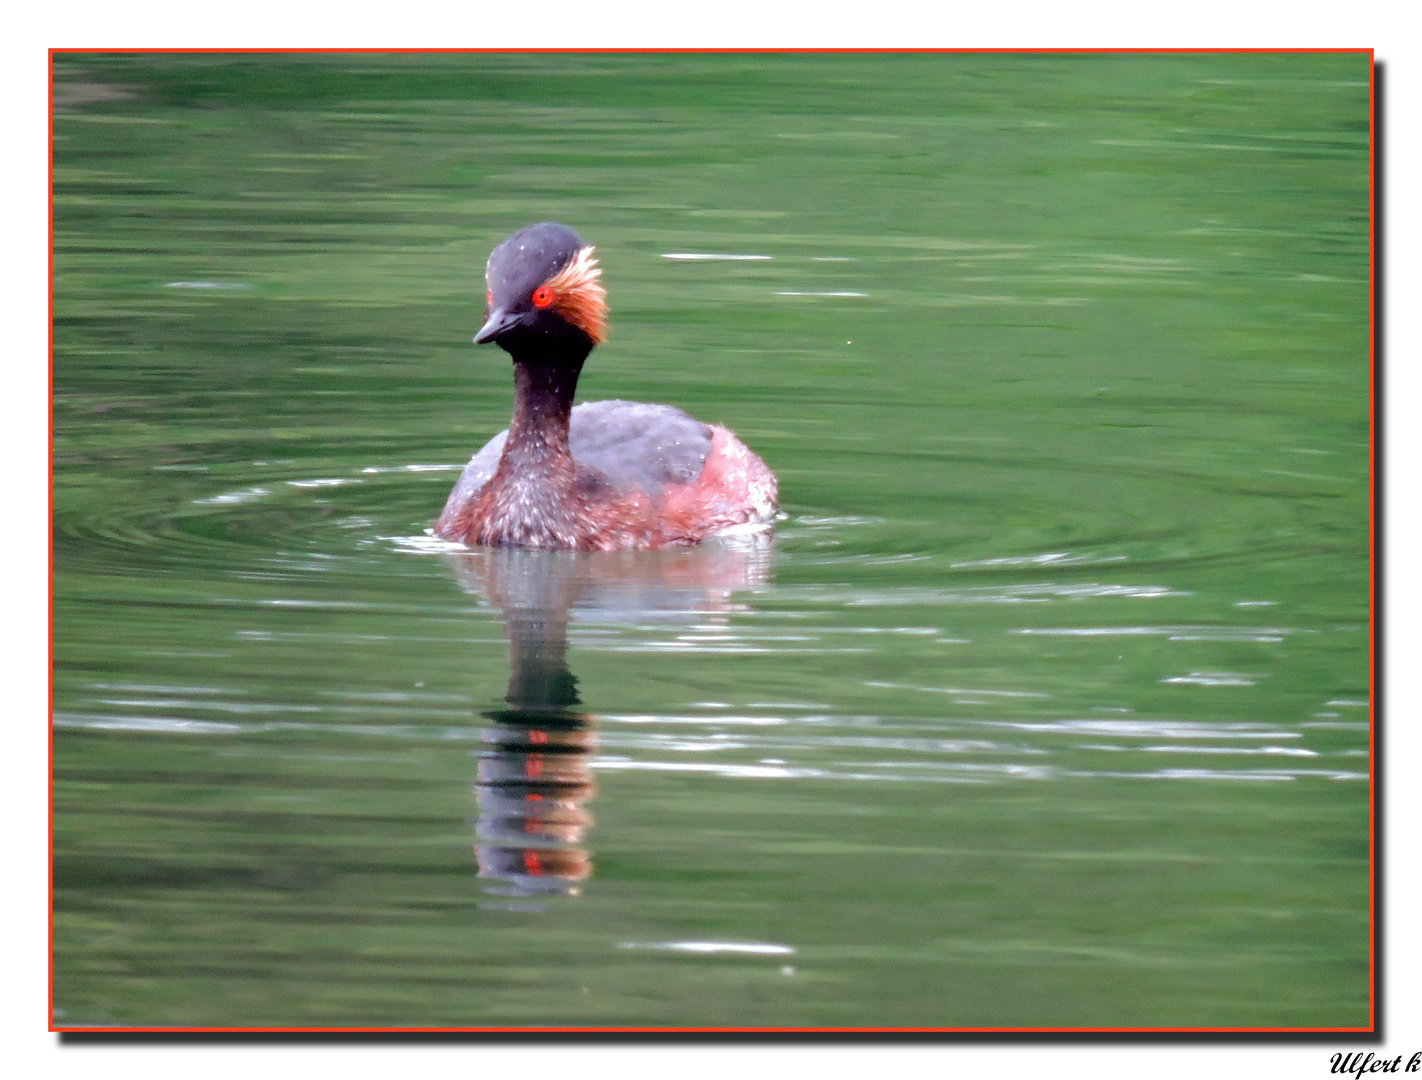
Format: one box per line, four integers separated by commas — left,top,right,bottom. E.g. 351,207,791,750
51,52,1372,1029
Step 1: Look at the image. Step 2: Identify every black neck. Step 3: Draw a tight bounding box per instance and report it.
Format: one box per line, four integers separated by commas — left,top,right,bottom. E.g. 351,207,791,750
497,325,593,464
505,359,583,457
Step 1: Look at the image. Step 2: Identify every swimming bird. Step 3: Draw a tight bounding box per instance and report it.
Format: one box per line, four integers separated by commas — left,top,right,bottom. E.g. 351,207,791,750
434,222,778,550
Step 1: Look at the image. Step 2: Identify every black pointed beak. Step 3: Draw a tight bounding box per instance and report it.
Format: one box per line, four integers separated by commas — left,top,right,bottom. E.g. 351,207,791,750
473,307,523,345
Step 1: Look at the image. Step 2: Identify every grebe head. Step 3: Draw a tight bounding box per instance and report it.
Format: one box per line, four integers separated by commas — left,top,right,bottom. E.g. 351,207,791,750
474,222,608,357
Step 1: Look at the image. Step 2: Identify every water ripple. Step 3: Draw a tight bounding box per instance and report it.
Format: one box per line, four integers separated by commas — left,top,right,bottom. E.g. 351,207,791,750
1013,625,1293,642
618,941,793,955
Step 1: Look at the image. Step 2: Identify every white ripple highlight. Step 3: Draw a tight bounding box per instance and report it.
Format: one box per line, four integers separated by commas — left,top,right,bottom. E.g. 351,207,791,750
1013,625,1288,642
618,941,794,955
866,680,1048,699
382,533,471,554
194,487,269,505
789,583,1187,606
979,719,1299,740
1161,672,1257,687
952,552,1128,569
287,478,361,489
661,253,771,260
360,463,464,474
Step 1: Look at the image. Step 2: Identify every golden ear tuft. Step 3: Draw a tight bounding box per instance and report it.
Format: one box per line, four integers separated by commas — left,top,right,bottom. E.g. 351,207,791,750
543,245,607,345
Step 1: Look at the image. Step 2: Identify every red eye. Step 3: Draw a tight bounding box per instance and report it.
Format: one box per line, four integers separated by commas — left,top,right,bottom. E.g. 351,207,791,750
531,286,554,309
485,290,492,306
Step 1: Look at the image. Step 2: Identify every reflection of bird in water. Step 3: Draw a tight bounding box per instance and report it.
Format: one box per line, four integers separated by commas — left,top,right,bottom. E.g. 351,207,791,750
447,541,772,904
433,221,778,550
475,719,595,896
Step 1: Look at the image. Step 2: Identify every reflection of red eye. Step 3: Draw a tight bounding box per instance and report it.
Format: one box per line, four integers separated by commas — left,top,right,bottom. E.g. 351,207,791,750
531,286,554,308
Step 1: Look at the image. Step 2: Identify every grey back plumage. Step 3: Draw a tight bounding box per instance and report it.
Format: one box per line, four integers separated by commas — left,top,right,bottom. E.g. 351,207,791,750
442,399,714,517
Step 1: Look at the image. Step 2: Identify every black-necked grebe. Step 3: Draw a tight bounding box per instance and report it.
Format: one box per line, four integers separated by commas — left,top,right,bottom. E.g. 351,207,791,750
434,222,778,550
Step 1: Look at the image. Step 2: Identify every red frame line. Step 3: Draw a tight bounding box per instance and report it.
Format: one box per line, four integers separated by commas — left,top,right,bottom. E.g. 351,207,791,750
49,47,1369,53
